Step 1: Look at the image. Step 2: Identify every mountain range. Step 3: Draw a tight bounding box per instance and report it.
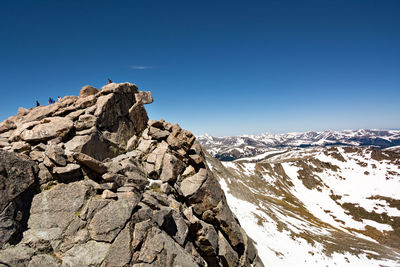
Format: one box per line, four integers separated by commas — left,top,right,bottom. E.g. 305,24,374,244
198,129,400,161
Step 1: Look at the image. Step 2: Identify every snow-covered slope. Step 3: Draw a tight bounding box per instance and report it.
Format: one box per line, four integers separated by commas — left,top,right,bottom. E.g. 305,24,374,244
205,146,400,266
198,129,400,161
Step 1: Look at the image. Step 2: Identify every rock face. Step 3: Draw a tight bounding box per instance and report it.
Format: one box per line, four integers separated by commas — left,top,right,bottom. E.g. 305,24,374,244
0,83,262,266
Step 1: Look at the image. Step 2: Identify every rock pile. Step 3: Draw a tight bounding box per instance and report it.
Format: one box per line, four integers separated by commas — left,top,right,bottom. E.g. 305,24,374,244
0,83,263,266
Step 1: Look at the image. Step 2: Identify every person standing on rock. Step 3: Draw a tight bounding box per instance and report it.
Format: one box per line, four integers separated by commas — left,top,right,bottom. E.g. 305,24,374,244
57,96,61,101
48,97,55,104
107,78,113,84
36,100,40,107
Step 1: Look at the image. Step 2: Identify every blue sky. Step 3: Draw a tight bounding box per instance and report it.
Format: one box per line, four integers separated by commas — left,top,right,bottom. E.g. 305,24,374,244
1,0,399,136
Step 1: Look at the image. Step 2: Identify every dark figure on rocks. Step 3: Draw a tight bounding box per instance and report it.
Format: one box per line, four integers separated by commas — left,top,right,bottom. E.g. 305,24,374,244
36,100,40,107
48,97,55,104
107,78,113,84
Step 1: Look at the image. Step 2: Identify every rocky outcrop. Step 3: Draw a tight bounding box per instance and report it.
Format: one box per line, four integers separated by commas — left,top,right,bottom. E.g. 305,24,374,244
0,82,262,266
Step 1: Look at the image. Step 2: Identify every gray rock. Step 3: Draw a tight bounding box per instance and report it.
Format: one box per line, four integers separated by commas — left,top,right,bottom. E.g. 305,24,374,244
0,151,37,247
0,150,37,211
214,200,245,248
45,144,67,167
137,139,156,154
0,245,35,267
28,182,91,239
131,220,152,250
180,168,207,197
101,190,117,199
28,254,60,267
65,109,85,120
21,117,73,142
53,164,81,180
74,95,97,109
99,82,138,96
218,231,239,267
148,126,170,140
159,153,184,182
73,152,107,174
88,199,137,242
37,163,53,184
193,220,219,257
12,141,31,153
135,227,199,266
61,240,110,267
64,131,118,161
102,223,132,267
29,150,44,161
167,129,195,150
126,135,138,151
0,118,16,134
74,114,97,131
135,91,153,104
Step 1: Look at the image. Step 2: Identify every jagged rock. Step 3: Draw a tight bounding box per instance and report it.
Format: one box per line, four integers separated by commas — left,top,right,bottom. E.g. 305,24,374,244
28,182,91,240
167,128,195,151
66,109,85,120
148,119,165,129
74,95,97,109
182,165,196,177
12,141,31,153
214,200,245,248
135,227,199,266
160,153,184,182
73,152,107,174
21,117,73,142
0,245,35,266
102,223,132,267
0,151,36,248
0,119,16,134
148,126,170,140
28,254,60,267
180,168,207,197
74,114,97,131
135,91,153,104
88,199,137,242
99,82,138,95
218,231,239,267
53,163,81,180
8,121,41,142
29,150,44,161
0,82,261,266
45,144,67,166
191,220,219,259
17,107,30,116
64,131,118,161
61,240,110,267
137,139,156,154
126,135,138,151
79,85,99,98
37,163,53,184
101,189,117,199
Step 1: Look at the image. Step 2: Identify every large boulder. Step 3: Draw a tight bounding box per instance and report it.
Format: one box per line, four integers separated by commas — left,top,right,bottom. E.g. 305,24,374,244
21,117,73,142
0,151,37,248
79,85,99,98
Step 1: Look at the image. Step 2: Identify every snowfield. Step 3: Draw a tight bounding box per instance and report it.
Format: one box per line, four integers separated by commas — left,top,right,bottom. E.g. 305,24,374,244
206,146,400,266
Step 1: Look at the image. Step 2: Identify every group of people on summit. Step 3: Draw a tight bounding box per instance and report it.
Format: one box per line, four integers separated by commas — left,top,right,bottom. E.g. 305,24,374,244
35,78,113,107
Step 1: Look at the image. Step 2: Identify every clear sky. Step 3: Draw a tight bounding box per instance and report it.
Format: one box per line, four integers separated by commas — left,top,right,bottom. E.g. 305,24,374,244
1,0,399,136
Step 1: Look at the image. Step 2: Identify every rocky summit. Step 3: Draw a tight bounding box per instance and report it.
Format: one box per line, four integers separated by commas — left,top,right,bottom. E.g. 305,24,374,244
0,82,262,267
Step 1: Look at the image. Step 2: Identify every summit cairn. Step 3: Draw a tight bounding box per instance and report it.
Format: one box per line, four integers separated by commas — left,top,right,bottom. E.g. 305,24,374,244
0,83,263,266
